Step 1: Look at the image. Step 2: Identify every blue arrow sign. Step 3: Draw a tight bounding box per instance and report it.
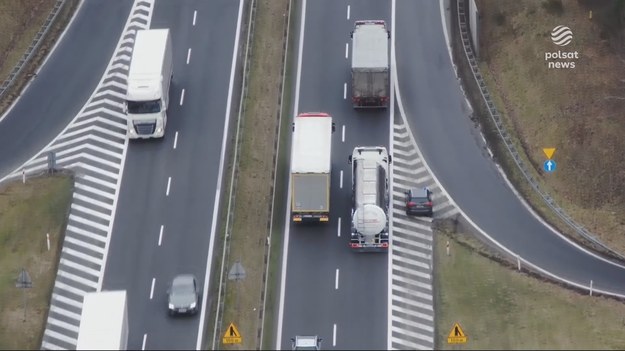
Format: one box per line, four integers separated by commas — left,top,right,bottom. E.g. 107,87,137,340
543,159,557,173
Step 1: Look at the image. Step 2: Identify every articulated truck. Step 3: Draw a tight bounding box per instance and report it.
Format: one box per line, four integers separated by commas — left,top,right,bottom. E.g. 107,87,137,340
125,29,173,139
290,113,335,222
350,20,390,108
348,146,391,251
76,290,129,350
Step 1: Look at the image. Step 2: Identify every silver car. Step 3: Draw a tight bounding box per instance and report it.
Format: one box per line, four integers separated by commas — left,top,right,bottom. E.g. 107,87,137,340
291,335,322,350
167,274,200,315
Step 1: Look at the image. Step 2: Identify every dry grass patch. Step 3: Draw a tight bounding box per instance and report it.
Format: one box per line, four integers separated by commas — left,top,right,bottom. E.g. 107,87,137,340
475,0,625,252
0,175,73,350
435,223,625,350
0,0,79,114
220,0,289,349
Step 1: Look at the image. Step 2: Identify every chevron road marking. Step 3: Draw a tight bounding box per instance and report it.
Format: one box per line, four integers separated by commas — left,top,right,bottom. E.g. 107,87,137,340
5,1,157,349
390,121,460,350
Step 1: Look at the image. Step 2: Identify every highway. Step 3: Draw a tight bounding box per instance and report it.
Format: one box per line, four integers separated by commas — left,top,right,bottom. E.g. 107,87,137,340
0,0,134,177
393,0,625,293
101,0,243,349
278,1,390,349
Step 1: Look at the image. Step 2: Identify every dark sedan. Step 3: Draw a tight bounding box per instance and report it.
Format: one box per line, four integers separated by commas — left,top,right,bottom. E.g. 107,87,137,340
404,188,433,217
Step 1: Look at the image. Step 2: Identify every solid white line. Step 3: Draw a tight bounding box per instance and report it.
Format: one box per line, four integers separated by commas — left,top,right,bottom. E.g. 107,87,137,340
63,236,105,257
62,247,102,266
81,174,116,191
173,131,179,149
340,170,343,189
345,43,349,59
43,329,76,345
333,324,337,346
60,257,100,277
342,125,345,142
57,269,98,289
343,82,347,99
193,10,197,26
49,304,80,321
150,278,155,299
180,89,185,105
337,217,341,237
388,1,397,350
277,0,306,348
198,0,245,349
439,0,453,63
347,5,350,20
47,316,80,333
142,334,147,350
166,177,172,196
158,225,164,246
335,269,339,290
187,48,192,64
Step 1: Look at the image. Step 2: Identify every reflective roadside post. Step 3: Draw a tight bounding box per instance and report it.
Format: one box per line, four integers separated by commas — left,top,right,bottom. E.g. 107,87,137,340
16,268,33,322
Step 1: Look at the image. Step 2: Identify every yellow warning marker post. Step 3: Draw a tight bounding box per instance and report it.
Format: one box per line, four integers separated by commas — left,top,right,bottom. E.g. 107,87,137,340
223,322,242,344
542,148,556,160
447,322,467,344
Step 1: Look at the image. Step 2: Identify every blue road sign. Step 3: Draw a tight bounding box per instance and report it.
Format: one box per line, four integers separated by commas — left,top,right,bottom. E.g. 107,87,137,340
543,159,557,173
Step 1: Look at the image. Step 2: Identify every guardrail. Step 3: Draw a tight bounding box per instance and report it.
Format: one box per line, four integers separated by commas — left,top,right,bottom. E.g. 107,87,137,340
0,0,68,102
455,0,625,263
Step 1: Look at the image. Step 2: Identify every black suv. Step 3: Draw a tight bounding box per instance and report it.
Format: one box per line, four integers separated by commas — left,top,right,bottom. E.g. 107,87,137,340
404,188,433,217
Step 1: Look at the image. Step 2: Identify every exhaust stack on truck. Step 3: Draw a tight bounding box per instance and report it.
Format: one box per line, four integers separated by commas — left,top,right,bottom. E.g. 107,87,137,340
348,146,391,251
290,112,335,223
125,29,173,139
76,290,129,350
350,20,390,108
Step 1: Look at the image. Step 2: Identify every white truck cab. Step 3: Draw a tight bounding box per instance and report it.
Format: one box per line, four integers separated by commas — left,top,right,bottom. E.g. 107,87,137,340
125,29,173,139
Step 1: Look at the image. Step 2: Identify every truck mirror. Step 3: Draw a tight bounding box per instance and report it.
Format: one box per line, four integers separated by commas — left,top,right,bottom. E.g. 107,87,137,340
332,123,336,132
350,31,354,38
387,30,391,39
292,123,295,132
348,155,352,164
388,155,392,164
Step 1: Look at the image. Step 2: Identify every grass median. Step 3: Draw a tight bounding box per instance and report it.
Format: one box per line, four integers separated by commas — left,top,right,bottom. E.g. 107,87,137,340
260,0,299,348
218,0,290,349
434,220,625,350
0,0,80,114
0,175,73,349
466,0,625,254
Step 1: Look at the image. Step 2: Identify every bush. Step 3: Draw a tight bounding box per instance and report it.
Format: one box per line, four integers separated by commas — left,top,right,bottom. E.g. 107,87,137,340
542,0,564,15
494,11,506,26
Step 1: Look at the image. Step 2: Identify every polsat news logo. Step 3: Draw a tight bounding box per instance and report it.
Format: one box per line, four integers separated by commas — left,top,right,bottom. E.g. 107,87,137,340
545,25,578,69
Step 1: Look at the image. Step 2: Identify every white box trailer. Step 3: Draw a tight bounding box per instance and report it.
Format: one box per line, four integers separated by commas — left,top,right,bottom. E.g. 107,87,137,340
125,29,173,139
348,146,391,252
76,290,129,350
350,20,390,108
290,112,335,222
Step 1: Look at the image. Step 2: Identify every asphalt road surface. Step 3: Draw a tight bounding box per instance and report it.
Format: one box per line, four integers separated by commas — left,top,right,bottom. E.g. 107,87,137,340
394,0,625,294
101,1,243,349
279,1,391,349
0,0,133,177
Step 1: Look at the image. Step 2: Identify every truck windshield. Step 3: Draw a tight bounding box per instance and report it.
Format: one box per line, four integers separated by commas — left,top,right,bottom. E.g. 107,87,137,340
127,99,161,114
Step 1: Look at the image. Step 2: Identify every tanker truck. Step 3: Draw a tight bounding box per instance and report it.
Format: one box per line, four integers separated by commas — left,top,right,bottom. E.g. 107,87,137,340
347,146,391,252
